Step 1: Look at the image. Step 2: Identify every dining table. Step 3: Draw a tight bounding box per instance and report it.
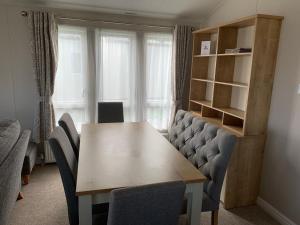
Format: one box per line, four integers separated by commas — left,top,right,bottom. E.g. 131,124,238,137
76,122,206,225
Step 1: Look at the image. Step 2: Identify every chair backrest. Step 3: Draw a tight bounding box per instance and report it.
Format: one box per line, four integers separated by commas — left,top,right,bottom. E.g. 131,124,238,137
107,181,185,225
48,126,78,225
169,110,236,211
58,113,80,159
98,102,124,123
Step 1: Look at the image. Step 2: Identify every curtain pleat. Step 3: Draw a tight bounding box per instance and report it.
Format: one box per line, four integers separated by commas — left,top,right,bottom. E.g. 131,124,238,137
169,25,194,128
29,11,58,155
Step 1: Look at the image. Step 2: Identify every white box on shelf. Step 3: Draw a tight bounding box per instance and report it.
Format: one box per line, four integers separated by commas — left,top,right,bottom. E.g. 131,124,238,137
201,41,211,55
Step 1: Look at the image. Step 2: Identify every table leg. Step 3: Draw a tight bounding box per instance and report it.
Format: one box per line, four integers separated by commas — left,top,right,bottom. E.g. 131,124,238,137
79,195,92,225
187,182,203,225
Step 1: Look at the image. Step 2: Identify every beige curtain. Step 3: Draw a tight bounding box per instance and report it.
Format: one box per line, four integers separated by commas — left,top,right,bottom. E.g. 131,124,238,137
29,11,58,151
169,25,194,127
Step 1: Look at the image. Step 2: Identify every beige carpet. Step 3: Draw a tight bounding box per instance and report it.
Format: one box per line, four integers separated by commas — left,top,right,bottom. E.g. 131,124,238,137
8,165,280,225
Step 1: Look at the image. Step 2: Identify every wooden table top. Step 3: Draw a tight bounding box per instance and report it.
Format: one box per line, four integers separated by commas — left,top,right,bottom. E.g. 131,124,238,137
76,122,206,196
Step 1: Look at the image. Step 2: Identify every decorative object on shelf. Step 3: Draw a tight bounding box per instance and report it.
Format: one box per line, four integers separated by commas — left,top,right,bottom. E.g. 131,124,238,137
189,14,283,209
225,48,252,54
201,41,211,55
201,40,216,55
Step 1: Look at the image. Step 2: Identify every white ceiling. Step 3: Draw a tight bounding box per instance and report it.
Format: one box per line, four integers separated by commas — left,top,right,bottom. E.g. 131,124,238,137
15,0,223,21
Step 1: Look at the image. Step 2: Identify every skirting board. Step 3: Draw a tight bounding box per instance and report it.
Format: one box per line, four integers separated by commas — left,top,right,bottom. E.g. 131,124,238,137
257,197,297,225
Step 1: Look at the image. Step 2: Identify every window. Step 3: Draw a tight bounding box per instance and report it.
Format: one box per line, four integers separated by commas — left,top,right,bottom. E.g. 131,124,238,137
97,30,173,130
144,33,173,130
98,30,137,122
53,26,89,130
54,25,173,131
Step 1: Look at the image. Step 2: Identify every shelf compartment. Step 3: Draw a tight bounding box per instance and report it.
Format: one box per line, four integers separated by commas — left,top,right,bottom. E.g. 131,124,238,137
189,101,202,114
219,107,245,119
213,84,247,119
215,55,252,85
223,113,244,135
192,56,216,80
190,79,214,107
193,31,218,56
202,106,223,124
217,25,255,55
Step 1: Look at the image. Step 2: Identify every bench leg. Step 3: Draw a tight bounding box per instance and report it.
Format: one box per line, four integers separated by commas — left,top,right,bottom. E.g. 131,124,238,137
22,175,30,185
17,192,24,201
211,210,219,225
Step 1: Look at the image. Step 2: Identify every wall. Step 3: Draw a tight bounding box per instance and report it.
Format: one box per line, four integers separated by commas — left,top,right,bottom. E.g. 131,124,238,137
205,0,300,224
0,4,36,130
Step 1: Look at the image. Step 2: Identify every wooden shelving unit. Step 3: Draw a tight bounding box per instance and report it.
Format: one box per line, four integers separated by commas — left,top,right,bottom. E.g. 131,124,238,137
189,14,283,208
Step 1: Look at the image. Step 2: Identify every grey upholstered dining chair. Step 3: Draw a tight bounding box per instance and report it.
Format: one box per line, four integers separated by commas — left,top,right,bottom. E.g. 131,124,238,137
49,127,108,225
169,110,237,225
104,181,186,225
58,113,80,159
98,102,124,123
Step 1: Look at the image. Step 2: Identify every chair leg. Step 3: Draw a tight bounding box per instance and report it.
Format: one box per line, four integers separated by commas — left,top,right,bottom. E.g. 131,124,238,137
211,210,219,225
22,175,30,185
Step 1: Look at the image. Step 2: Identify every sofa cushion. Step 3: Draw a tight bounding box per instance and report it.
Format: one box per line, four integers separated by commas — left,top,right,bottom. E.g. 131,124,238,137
0,120,21,165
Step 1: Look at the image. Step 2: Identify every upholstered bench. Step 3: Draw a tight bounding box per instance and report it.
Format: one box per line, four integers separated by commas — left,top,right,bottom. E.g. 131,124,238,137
168,110,236,225
22,142,38,185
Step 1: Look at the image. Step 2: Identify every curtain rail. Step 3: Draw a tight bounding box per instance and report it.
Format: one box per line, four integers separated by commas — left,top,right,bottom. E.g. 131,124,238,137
21,11,175,29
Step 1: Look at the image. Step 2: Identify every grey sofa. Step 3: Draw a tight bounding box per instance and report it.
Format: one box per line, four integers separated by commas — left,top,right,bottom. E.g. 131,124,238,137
169,110,236,225
0,120,31,225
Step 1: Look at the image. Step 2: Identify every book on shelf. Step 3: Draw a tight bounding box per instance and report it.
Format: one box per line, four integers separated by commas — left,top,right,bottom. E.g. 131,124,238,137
225,48,252,54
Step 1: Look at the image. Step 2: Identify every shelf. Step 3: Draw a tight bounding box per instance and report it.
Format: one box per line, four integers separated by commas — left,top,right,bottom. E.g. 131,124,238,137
218,52,252,56
192,78,214,83
201,116,223,126
191,111,222,126
218,107,245,119
190,99,212,107
215,81,248,88
193,27,218,34
194,54,217,58
222,125,244,136
191,111,244,136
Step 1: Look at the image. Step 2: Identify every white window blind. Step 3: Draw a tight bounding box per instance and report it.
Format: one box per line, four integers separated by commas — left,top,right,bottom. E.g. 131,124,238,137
53,26,89,131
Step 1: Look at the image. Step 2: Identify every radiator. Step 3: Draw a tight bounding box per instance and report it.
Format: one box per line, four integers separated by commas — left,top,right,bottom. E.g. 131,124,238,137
44,141,56,163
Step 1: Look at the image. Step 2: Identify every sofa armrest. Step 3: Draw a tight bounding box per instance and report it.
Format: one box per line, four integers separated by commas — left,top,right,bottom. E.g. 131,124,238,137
0,130,31,225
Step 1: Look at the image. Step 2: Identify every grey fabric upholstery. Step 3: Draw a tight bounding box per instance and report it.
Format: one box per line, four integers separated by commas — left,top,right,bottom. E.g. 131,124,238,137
0,120,21,165
49,127,108,225
58,113,80,159
98,102,124,123
22,142,38,176
49,126,79,225
106,181,186,225
169,110,236,212
0,120,31,225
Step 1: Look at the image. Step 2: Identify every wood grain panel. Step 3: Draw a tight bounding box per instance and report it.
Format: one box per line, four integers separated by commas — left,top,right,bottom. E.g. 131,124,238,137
76,122,206,196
